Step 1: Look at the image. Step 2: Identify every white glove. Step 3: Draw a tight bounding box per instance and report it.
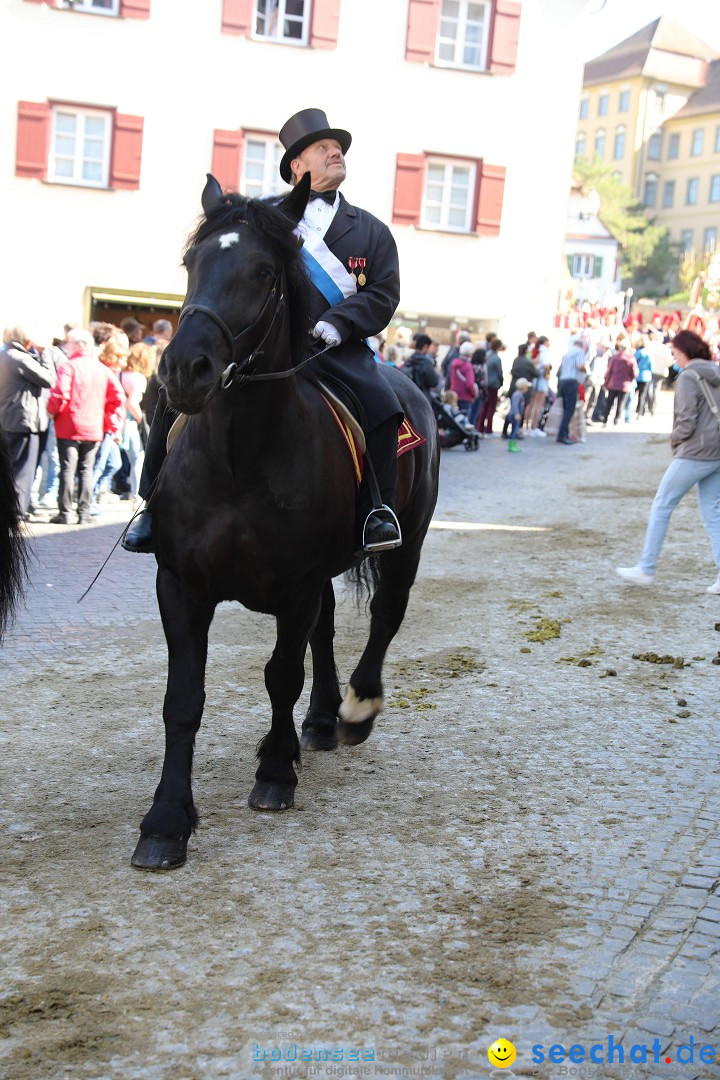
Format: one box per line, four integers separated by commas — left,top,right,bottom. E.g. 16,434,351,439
312,320,342,347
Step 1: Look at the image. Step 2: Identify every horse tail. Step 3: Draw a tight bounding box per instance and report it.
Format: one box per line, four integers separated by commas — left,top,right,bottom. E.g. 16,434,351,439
345,555,380,610
0,428,29,642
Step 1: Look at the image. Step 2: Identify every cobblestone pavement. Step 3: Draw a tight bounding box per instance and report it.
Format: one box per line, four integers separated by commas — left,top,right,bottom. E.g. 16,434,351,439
2,395,719,1080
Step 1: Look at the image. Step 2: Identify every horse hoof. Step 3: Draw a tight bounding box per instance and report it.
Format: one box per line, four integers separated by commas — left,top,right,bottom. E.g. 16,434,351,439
300,728,338,752
336,717,375,746
340,686,382,724
131,834,187,871
248,782,295,811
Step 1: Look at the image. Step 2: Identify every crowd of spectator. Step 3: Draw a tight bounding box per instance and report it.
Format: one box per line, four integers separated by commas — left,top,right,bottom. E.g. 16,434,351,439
0,317,171,524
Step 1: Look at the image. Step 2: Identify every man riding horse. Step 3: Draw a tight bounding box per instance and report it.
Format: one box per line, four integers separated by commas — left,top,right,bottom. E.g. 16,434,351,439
123,108,403,556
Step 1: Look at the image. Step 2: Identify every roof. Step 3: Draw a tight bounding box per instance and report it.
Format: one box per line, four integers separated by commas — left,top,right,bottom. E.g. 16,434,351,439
672,59,720,118
583,18,719,87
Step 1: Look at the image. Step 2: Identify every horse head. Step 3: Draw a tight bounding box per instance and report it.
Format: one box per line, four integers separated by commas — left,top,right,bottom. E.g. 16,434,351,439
159,173,311,413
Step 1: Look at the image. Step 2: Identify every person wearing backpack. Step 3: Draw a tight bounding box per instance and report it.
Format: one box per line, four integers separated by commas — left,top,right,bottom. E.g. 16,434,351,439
401,333,440,400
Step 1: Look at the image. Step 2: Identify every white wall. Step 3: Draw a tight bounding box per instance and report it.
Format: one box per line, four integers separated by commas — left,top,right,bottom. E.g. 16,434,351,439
2,0,587,348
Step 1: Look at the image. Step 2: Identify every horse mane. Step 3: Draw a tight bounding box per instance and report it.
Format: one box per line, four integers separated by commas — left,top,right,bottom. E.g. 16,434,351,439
185,193,314,364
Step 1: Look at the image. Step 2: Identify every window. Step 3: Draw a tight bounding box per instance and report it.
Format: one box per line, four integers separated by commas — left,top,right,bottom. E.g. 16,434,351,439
422,159,476,231
435,0,490,71
704,227,717,254
242,137,287,197
680,229,693,255
613,125,626,160
691,128,704,156
49,107,111,187
575,132,586,158
594,128,605,159
715,125,720,153
393,153,505,235
598,93,609,117
579,98,588,120
643,173,658,208
647,131,662,160
254,0,308,45
686,177,699,205
58,0,119,12
618,89,630,112
662,180,675,208
572,254,595,278
710,175,720,203
16,100,143,188
668,133,680,160
655,89,666,112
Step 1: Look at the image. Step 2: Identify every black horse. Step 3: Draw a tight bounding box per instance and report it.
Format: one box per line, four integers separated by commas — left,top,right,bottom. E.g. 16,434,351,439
0,428,28,644
131,174,439,871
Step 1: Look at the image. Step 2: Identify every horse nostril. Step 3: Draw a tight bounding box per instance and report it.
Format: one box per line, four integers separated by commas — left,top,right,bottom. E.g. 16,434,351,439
191,355,213,382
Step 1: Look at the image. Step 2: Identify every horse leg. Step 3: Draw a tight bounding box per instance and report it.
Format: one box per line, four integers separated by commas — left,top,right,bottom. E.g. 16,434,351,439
301,580,341,752
131,568,214,871
249,594,322,811
338,540,422,746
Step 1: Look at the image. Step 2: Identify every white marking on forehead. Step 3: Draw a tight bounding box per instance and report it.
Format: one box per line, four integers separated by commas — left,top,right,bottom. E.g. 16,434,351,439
218,232,240,249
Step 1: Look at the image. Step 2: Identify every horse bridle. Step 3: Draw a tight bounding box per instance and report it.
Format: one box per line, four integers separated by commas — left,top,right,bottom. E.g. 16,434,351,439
178,264,334,392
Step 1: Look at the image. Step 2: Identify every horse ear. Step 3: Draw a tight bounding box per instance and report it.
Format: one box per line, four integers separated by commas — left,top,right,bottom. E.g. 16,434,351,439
282,173,311,225
202,174,224,216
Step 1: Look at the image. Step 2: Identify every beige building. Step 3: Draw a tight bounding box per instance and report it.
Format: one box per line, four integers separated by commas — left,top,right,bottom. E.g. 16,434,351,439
654,66,720,260
576,18,720,262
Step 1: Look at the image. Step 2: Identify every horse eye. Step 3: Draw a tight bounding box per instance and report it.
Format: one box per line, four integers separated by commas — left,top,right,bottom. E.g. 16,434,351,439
258,267,273,283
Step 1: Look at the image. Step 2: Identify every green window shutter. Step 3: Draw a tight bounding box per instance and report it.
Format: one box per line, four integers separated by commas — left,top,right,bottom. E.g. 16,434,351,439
593,256,603,278
567,255,574,274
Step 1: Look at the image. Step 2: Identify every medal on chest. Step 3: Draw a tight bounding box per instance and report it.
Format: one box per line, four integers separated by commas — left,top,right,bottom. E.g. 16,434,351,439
348,257,367,286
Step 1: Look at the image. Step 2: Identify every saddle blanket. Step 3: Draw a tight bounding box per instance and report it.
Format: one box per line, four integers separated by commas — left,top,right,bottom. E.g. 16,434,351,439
320,394,426,487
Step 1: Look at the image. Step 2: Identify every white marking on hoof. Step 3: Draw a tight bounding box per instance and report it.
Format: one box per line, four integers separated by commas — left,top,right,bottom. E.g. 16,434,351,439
339,686,383,724
219,231,240,249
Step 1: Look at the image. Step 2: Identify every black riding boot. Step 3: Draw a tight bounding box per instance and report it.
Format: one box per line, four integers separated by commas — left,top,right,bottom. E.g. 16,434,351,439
121,389,177,554
360,418,402,554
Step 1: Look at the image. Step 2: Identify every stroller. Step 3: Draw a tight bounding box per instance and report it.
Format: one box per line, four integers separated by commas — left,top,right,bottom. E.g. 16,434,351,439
430,392,480,451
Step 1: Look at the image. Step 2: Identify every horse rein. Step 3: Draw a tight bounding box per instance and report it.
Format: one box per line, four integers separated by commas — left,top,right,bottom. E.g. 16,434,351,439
178,267,336,394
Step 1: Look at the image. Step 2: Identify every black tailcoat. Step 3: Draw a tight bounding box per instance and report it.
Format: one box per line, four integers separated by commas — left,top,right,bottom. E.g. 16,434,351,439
306,194,403,431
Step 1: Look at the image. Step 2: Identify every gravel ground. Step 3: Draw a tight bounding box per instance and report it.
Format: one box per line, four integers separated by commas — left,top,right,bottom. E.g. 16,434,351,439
1,391,719,1080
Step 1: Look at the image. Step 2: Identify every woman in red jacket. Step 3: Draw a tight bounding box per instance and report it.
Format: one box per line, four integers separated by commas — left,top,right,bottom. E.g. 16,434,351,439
449,342,478,414
46,329,124,525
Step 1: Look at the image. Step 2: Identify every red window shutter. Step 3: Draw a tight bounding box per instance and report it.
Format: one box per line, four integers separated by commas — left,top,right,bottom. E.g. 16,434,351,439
120,0,151,18
16,101,51,180
487,0,522,75
475,162,506,235
221,0,253,34
110,114,144,190
405,0,441,64
392,154,425,226
212,129,244,192
309,0,340,49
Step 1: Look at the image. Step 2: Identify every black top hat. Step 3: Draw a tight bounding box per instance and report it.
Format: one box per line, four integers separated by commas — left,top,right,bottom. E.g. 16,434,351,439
278,108,351,183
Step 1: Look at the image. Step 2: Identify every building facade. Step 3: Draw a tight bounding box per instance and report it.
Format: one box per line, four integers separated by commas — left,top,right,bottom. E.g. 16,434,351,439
7,0,586,349
576,19,720,263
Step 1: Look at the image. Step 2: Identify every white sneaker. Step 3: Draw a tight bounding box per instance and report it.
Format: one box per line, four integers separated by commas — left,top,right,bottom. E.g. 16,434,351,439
616,565,655,586
535,428,547,438
706,579,720,595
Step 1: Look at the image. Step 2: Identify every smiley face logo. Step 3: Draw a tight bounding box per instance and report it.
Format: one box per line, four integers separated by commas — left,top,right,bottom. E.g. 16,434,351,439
488,1038,517,1068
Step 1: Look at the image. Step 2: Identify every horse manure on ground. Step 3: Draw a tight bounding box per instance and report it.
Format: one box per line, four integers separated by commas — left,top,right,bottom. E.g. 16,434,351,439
524,617,562,643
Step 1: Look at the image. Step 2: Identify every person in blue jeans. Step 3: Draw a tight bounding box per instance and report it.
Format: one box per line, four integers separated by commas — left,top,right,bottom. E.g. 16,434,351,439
617,330,720,594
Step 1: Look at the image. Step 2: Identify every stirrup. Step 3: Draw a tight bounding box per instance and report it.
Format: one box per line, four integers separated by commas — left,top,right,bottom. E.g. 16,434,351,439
361,505,403,553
